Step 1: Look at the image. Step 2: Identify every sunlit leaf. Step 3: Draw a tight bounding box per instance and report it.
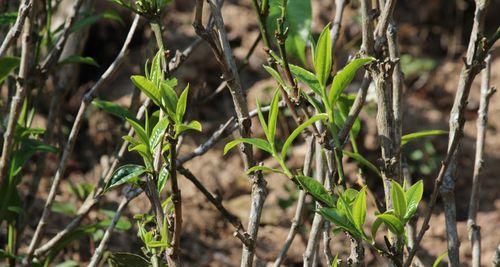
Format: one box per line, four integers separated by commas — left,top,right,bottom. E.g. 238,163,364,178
401,130,447,146
246,165,285,175
391,181,407,219
224,138,273,155
329,57,374,106
281,113,328,158
404,180,423,221
314,24,332,87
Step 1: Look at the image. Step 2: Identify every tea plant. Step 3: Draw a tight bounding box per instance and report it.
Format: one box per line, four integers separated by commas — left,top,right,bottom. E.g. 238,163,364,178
0,0,498,266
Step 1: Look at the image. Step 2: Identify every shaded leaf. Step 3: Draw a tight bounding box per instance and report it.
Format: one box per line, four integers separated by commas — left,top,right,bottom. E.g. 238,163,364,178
108,252,150,267
59,55,99,67
343,150,382,178
104,165,146,192
0,57,20,84
92,100,135,121
296,175,334,207
374,213,404,235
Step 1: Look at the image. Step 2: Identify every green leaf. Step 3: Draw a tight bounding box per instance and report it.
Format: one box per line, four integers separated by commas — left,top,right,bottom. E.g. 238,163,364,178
263,65,286,90
176,85,189,122
391,180,407,219
104,165,146,192
314,24,332,87
319,208,361,239
352,187,367,232
131,75,161,107
432,251,448,267
59,55,99,67
224,138,273,155
289,64,322,96
126,117,149,146
157,164,169,193
149,117,169,151
281,113,328,158
401,130,447,146
0,12,17,25
256,99,269,137
108,252,150,267
160,81,178,115
404,180,423,221
246,165,285,175
267,90,280,145
0,57,20,84
374,213,404,235
177,120,202,134
51,202,77,216
342,150,382,178
92,100,135,121
329,57,374,105
266,0,311,64
296,175,334,207
284,0,312,64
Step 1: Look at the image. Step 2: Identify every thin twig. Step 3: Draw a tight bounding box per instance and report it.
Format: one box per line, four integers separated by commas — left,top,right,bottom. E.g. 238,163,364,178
303,141,327,266
404,28,499,267
195,1,267,266
467,53,495,267
274,136,315,267
177,166,251,246
87,187,142,267
440,1,492,265
0,0,31,57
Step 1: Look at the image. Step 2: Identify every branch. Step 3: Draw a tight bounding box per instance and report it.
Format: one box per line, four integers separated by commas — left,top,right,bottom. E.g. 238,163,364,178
177,166,251,246
87,187,142,267
23,14,141,264
39,0,85,76
0,0,31,57
440,1,493,265
195,1,267,266
273,136,314,267
0,0,34,204
467,53,495,267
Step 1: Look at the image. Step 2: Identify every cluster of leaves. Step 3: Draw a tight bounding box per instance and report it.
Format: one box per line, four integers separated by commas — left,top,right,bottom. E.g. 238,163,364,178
109,0,171,19
94,50,201,194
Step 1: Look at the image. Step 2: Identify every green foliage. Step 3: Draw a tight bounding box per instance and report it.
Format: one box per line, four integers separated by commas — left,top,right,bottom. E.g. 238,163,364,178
104,165,147,193
432,251,448,267
92,100,135,121
343,150,382,178
314,24,332,88
108,252,151,267
58,55,99,67
402,130,447,146
267,0,312,64
0,12,17,25
0,56,20,84
296,175,335,207
109,0,172,18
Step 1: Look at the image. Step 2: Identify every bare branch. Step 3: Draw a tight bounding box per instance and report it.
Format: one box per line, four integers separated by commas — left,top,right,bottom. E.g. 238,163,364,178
273,136,314,267
440,0,492,265
467,53,495,267
88,188,142,267
195,1,267,266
